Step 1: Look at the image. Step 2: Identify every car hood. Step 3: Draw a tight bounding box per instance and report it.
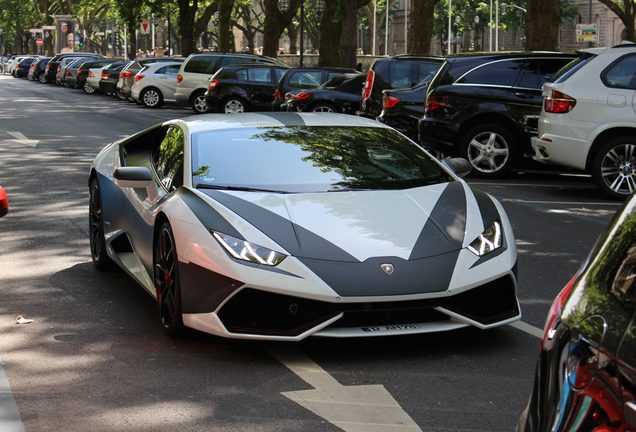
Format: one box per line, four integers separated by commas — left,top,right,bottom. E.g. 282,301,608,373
200,181,479,262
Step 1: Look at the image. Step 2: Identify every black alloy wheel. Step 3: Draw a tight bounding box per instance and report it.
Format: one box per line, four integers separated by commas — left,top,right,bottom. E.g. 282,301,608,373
89,179,115,270
592,136,636,200
310,103,337,113
460,123,517,178
154,222,184,336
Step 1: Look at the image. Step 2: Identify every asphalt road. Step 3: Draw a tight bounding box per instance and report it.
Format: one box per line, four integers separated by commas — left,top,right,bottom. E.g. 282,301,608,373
0,74,621,432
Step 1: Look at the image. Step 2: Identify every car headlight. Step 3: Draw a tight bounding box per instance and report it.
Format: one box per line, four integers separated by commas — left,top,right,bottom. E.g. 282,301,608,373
467,221,502,257
212,231,287,266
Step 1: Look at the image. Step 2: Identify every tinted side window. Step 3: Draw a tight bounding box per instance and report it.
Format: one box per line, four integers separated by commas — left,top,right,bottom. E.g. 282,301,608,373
184,56,219,74
221,56,247,67
388,61,413,88
154,127,185,191
247,68,271,83
461,59,523,86
417,62,440,83
603,54,636,89
274,68,286,82
165,65,180,75
289,71,322,88
514,60,540,89
234,69,248,80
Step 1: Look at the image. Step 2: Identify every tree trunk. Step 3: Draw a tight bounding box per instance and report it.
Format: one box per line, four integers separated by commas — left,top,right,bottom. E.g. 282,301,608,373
262,0,301,57
339,0,358,68
318,0,342,66
217,0,235,52
409,0,437,54
288,23,298,55
126,16,137,59
525,0,560,51
177,0,198,56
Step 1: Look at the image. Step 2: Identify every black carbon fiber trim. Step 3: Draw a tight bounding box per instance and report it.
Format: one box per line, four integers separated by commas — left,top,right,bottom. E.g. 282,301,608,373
201,189,357,262
299,252,460,296
409,181,466,260
178,261,244,313
257,112,306,126
176,188,244,240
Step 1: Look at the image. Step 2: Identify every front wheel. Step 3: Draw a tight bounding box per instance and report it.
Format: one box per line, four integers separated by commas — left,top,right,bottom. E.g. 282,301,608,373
154,222,185,336
459,123,517,178
592,137,636,200
89,179,116,271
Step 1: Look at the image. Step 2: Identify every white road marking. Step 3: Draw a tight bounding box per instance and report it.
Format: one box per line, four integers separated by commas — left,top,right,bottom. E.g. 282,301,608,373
268,345,422,431
510,321,544,339
0,359,24,432
6,131,39,147
502,198,620,206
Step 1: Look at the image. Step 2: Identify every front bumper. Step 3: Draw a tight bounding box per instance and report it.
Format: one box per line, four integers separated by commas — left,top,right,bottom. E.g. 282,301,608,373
182,271,521,341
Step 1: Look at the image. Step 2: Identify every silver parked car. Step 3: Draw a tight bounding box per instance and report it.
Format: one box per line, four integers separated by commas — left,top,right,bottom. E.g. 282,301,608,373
130,62,182,108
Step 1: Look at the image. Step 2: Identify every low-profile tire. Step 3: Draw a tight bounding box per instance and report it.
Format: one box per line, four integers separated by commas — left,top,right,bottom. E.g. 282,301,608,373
84,84,96,94
38,74,47,84
222,97,247,113
459,123,517,178
310,103,337,113
591,136,636,200
89,179,116,271
141,87,163,108
191,91,209,114
154,222,185,336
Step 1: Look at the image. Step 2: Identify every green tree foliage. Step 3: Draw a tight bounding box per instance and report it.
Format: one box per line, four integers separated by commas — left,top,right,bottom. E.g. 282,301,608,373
596,0,636,41
0,0,40,53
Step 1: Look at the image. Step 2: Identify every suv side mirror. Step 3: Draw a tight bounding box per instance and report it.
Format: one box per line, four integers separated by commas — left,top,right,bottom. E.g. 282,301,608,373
442,157,472,178
0,186,8,217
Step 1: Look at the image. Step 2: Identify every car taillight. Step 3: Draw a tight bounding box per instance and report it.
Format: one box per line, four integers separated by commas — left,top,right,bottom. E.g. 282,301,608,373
177,73,183,83
383,94,400,109
291,91,311,101
120,70,134,78
541,273,578,350
66,71,72,77
57,65,61,73
362,69,375,101
424,95,449,115
208,78,220,90
45,64,50,72
273,88,282,101
134,74,145,82
101,71,109,79
89,71,95,78
544,89,576,114
78,69,86,75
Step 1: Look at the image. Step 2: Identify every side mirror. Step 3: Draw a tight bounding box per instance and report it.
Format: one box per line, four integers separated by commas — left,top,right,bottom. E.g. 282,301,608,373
442,157,472,178
114,166,154,189
0,186,8,217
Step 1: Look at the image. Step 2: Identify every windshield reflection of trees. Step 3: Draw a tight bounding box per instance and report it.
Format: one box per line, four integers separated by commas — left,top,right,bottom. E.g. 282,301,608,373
252,126,449,191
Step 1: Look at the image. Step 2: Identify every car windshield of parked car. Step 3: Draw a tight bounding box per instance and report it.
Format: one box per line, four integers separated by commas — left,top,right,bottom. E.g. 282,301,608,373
192,126,453,193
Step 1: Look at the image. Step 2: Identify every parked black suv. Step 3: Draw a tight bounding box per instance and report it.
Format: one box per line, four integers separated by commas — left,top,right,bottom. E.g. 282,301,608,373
204,63,289,113
43,52,103,84
359,55,443,119
272,67,357,110
418,52,575,177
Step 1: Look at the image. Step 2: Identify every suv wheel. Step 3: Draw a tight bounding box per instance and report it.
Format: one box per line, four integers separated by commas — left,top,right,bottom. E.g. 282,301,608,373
592,136,636,200
311,104,337,113
460,124,516,178
223,97,246,113
191,91,209,114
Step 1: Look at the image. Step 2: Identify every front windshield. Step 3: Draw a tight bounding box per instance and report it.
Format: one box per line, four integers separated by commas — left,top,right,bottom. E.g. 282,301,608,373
191,126,453,193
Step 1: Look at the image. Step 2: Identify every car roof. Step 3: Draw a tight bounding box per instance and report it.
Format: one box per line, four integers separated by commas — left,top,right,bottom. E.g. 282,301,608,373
171,113,389,135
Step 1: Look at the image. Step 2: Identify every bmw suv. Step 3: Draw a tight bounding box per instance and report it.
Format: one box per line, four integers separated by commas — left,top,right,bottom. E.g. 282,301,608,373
418,52,575,177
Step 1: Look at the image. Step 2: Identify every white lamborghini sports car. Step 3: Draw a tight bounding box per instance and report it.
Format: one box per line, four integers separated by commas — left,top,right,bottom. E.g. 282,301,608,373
89,112,520,340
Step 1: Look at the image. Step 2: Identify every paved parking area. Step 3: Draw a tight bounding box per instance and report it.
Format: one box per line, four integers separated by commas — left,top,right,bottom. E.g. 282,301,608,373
0,74,621,431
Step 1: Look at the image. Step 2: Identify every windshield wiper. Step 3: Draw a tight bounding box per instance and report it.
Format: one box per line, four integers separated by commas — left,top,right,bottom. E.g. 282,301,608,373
196,184,286,193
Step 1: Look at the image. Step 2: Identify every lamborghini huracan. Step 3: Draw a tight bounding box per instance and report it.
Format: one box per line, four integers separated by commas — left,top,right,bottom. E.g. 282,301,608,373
89,112,520,340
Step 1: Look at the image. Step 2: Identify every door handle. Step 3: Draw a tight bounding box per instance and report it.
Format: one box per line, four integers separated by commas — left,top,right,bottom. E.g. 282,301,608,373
626,401,636,426
514,92,534,99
